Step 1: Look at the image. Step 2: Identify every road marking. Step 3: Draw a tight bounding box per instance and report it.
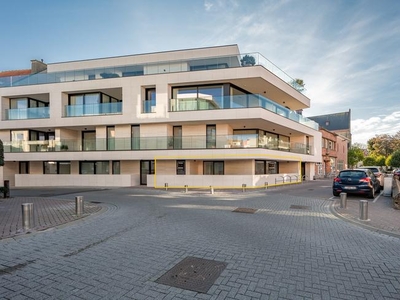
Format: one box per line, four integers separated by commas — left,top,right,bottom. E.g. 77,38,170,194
373,191,383,203
328,196,336,200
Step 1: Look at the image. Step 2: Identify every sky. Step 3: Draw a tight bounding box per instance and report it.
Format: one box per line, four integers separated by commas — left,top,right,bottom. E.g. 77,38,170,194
1,0,399,145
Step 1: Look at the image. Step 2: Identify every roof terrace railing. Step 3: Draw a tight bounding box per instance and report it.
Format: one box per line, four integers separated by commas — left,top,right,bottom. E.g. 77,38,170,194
0,53,305,92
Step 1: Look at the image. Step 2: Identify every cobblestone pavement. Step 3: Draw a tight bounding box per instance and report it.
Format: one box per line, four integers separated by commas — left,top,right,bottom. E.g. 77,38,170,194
1,182,400,299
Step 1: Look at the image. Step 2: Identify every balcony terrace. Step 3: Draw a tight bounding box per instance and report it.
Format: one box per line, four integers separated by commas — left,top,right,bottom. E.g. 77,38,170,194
0,53,305,92
4,134,312,155
4,107,50,120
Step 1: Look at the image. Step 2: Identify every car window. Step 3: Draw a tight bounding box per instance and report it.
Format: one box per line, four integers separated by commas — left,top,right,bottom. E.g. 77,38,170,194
339,171,366,178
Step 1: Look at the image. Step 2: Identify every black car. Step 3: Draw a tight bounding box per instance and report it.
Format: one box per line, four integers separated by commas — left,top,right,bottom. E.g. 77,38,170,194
332,169,381,198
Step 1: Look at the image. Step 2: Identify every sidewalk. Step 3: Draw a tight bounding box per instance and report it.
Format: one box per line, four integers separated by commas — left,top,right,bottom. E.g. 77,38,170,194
0,196,102,240
332,192,400,237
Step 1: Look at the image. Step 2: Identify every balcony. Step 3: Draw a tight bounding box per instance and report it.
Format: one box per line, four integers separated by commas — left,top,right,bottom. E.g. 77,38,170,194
0,52,305,92
170,94,318,130
4,107,50,120
4,134,312,155
64,102,122,117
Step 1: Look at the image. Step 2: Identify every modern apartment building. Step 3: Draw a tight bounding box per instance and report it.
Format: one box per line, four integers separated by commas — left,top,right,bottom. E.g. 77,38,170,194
0,45,321,188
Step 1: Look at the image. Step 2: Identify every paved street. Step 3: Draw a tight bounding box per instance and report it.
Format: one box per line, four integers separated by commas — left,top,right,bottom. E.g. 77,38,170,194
1,181,400,299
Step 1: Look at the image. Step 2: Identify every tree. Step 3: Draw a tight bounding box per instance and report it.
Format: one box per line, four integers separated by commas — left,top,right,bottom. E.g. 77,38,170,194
386,150,400,168
367,132,400,157
363,156,376,166
375,155,386,167
240,55,256,66
290,78,305,92
348,145,364,168
0,140,4,167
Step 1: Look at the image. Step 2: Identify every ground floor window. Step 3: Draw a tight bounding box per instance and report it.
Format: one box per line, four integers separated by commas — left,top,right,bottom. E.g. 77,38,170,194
80,161,109,174
255,160,278,174
112,161,120,174
44,161,71,174
176,160,186,175
19,161,29,174
203,161,224,175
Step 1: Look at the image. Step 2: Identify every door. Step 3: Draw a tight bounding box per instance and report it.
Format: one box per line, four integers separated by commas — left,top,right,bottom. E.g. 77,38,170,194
173,126,182,149
140,160,155,185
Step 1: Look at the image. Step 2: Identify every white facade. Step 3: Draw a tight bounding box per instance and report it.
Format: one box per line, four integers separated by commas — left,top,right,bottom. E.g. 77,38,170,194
0,45,321,188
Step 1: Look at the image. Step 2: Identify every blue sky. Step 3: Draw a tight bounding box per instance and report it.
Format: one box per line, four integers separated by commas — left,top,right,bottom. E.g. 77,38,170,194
1,0,400,144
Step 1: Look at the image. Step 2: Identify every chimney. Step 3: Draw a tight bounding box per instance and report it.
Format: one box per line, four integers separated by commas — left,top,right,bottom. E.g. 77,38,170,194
30,59,47,74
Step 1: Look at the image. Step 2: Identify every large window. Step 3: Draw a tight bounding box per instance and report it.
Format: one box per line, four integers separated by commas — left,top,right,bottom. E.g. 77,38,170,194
80,161,109,174
206,125,216,149
173,126,182,149
44,161,71,174
19,162,29,174
131,125,140,150
255,160,278,174
172,85,223,110
204,161,224,175
143,88,156,113
68,92,121,116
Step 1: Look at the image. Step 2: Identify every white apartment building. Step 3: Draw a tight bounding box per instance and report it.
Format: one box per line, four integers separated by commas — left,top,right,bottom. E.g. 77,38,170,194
0,45,321,188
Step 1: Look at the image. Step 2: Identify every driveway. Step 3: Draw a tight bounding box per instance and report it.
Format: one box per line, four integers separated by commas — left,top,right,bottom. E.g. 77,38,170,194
1,180,399,299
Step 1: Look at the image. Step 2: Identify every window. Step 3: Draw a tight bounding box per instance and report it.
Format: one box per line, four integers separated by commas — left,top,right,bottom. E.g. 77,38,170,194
68,92,121,116
255,161,278,174
204,161,224,175
80,161,109,174
143,88,156,113
112,161,120,174
176,160,186,175
43,161,71,174
173,126,182,149
19,162,29,174
107,126,115,150
206,125,216,149
172,85,223,110
131,125,140,150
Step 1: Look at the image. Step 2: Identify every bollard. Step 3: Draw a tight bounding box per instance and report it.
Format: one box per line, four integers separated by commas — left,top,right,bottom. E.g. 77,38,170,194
22,203,34,231
264,182,268,190
242,184,246,192
210,186,214,194
184,185,188,193
359,200,369,221
75,196,84,217
3,180,10,198
165,183,168,191
340,192,347,209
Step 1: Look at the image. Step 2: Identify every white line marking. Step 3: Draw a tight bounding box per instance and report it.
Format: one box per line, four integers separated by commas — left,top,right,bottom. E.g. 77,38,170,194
373,191,383,203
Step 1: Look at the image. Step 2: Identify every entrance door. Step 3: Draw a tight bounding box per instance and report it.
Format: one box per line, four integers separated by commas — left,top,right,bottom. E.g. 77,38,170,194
301,162,306,181
140,160,155,185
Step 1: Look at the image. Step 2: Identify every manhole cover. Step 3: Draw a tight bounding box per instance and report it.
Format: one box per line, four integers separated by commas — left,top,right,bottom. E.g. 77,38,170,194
233,207,258,214
155,256,227,293
290,205,311,210
90,201,102,204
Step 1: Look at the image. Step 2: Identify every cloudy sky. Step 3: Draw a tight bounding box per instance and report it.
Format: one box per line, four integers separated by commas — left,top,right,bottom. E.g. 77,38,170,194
1,0,399,144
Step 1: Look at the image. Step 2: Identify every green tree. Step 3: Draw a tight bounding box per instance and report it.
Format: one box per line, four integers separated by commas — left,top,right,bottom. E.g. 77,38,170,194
387,150,400,168
363,156,376,166
375,155,386,166
367,133,400,157
348,145,364,168
0,139,4,167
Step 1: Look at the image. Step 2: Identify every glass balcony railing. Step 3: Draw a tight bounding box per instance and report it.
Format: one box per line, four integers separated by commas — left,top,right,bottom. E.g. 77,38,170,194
4,134,312,155
4,107,50,120
0,52,304,92
64,102,122,117
170,95,318,130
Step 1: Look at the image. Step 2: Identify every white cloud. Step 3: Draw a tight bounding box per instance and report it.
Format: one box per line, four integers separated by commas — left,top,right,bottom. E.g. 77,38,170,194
352,111,400,145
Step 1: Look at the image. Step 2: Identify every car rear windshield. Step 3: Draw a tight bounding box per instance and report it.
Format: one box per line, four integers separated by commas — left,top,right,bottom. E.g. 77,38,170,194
338,171,366,178
366,168,379,173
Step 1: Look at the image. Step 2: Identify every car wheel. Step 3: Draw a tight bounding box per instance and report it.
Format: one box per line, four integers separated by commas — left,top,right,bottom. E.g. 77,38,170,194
333,191,340,197
368,188,375,199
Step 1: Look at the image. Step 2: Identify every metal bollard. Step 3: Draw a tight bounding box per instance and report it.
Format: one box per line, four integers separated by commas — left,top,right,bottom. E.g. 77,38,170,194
22,203,34,231
210,186,214,194
184,185,188,193
340,192,347,208
75,196,84,217
264,182,268,190
242,184,246,192
359,200,369,221
3,180,10,198
165,183,168,191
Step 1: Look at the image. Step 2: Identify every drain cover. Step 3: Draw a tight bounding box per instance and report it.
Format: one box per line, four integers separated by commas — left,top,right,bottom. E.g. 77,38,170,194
155,256,227,293
290,205,311,210
233,207,258,214
90,201,102,204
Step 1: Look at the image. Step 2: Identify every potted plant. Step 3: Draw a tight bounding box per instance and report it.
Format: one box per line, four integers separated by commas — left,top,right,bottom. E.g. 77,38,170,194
240,55,256,66
60,144,69,151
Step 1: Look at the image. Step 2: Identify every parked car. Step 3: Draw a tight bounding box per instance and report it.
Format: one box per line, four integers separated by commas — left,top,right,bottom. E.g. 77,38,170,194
332,169,381,198
361,166,384,190
393,169,400,177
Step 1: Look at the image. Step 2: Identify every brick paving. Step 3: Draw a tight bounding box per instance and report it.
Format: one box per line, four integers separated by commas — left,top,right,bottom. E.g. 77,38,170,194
0,182,399,299
0,197,102,240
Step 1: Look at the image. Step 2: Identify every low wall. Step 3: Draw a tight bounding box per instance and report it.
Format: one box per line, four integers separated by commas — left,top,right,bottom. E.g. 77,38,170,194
147,173,301,188
393,176,400,209
15,174,140,187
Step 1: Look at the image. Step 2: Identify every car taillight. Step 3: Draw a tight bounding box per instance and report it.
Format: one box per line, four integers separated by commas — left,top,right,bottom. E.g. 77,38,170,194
359,177,370,183
334,178,341,183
